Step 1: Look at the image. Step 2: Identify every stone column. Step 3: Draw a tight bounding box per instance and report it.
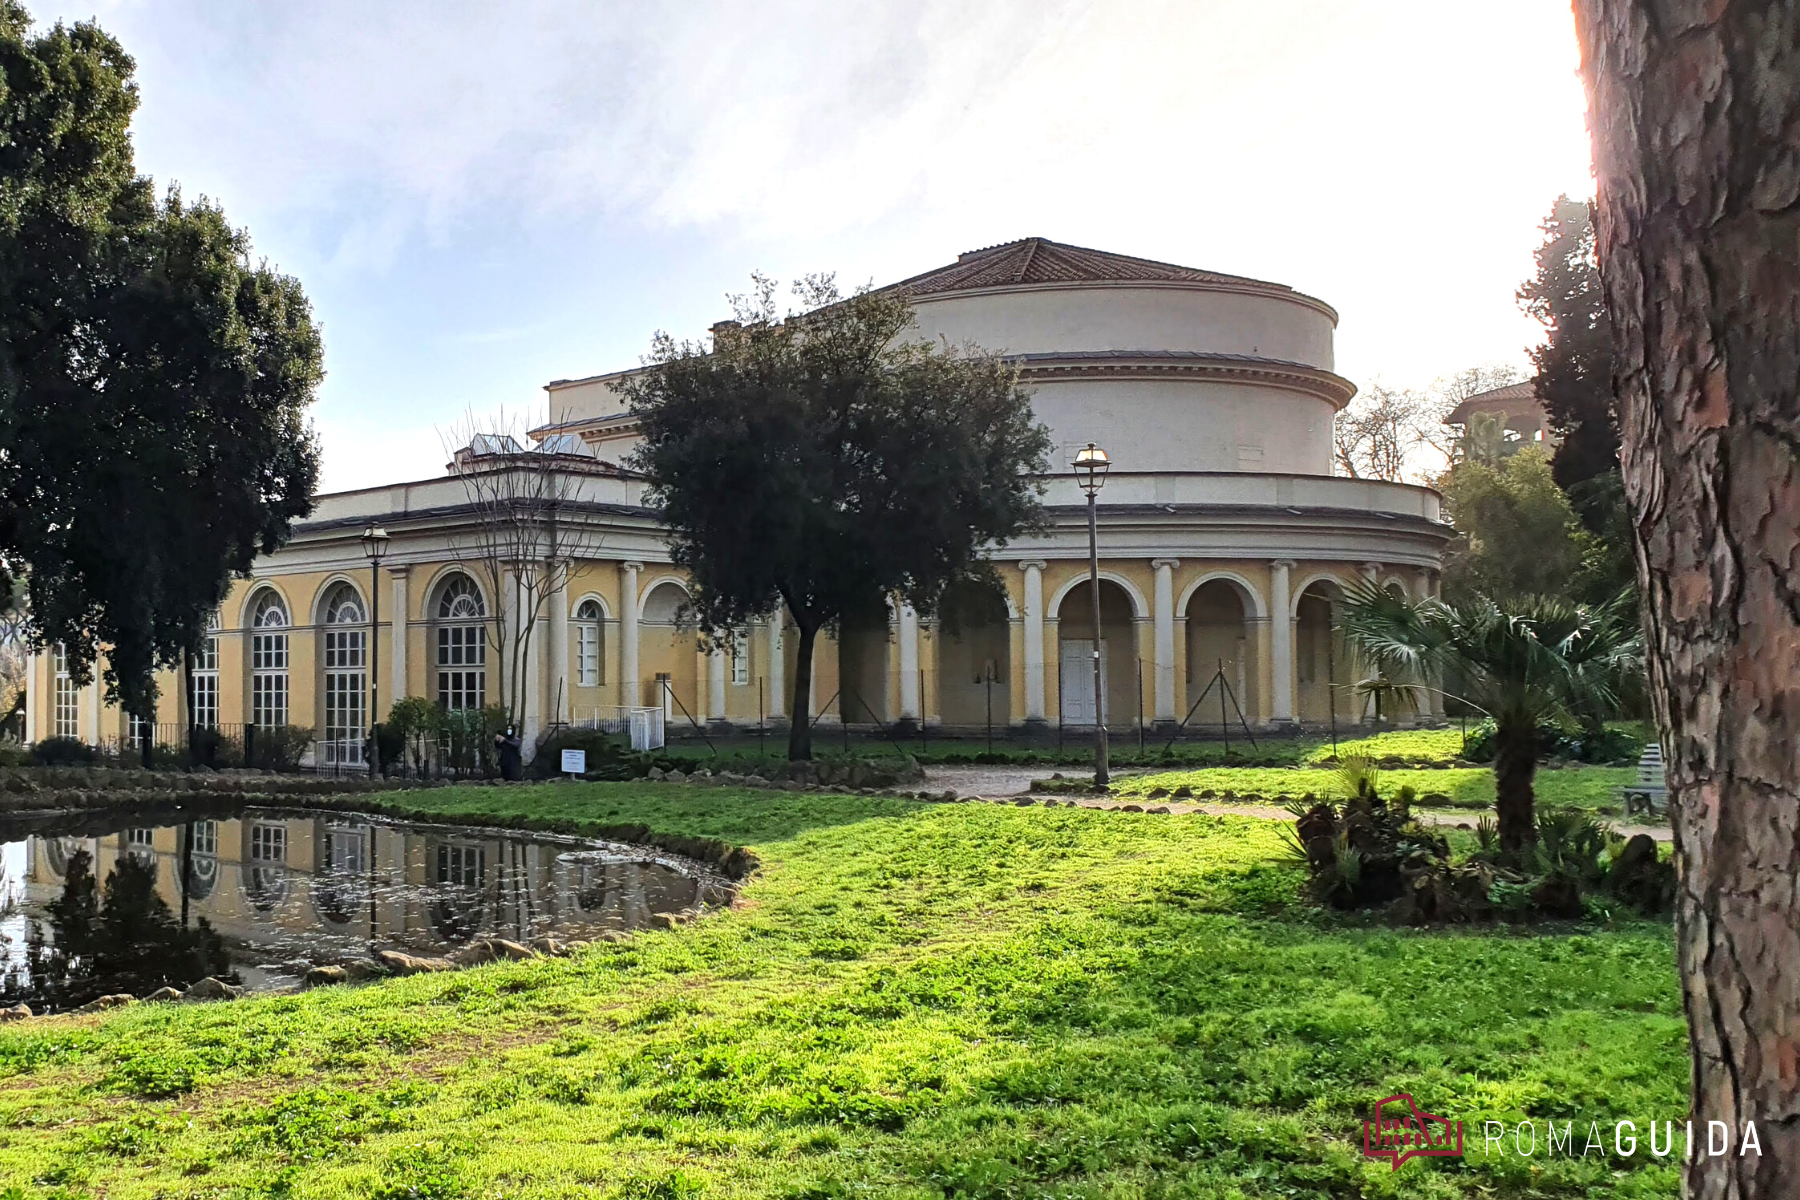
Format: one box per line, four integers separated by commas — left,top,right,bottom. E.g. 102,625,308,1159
1020,560,1047,724
1151,559,1179,724
546,566,569,726
897,603,920,722
84,679,100,743
1419,566,1445,720
1358,562,1382,721
23,652,38,744
620,561,643,708
1269,560,1295,724
707,643,727,722
765,617,785,720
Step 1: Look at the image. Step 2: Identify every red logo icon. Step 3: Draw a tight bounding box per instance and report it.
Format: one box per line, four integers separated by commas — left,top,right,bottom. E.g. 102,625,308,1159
1362,1093,1465,1170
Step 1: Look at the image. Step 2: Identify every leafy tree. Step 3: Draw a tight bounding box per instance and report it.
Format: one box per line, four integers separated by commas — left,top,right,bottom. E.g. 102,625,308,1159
1337,580,1639,857
1437,446,1583,604
0,6,322,722
627,275,1051,760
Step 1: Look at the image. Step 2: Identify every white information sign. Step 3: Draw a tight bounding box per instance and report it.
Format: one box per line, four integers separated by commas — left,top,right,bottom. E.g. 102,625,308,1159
560,748,587,776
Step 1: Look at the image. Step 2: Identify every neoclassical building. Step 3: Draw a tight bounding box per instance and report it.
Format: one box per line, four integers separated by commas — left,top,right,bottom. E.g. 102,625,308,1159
25,238,1451,758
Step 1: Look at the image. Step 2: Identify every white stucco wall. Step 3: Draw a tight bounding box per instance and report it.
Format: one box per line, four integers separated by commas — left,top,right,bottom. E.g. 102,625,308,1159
906,283,1336,369
1029,377,1336,476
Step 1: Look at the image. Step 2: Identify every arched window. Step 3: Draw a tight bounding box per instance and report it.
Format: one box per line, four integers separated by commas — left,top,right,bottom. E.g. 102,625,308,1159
192,614,222,729
321,583,367,765
575,599,602,687
250,591,290,727
435,575,486,711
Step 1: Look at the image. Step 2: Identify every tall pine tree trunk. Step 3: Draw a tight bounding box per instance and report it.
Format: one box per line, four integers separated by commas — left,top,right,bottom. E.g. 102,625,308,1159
1576,4,1800,1194
787,622,817,761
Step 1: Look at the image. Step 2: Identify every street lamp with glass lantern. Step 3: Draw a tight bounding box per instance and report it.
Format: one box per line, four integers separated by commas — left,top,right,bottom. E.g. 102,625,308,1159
359,525,390,777
1072,442,1110,786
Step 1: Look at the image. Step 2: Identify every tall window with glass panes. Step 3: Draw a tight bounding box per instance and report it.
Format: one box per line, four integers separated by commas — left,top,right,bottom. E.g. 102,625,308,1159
51,644,77,739
191,618,220,729
251,592,290,727
436,575,486,711
321,585,367,764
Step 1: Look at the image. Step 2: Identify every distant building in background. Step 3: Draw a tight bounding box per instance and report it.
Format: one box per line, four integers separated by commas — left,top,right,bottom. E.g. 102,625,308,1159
1442,380,1555,447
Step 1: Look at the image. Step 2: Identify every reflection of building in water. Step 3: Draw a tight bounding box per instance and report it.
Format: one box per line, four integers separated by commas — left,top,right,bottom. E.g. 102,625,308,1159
16,814,703,961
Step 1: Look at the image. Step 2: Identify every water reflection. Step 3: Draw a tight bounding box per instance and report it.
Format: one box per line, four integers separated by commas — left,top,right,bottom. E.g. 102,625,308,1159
0,808,720,1011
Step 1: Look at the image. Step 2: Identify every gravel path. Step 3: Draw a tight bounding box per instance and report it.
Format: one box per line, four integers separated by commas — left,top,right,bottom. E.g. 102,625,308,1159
920,764,1674,843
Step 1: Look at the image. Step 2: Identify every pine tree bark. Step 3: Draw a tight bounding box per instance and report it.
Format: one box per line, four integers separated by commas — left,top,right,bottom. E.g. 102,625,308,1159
1575,3,1800,1195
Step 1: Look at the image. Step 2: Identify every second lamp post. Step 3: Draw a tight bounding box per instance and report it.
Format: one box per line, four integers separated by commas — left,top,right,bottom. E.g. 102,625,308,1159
1072,442,1110,786
360,524,389,777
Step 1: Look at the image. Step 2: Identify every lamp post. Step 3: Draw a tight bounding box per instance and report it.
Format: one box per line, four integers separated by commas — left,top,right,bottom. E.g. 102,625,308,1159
1072,442,1110,786
360,525,390,778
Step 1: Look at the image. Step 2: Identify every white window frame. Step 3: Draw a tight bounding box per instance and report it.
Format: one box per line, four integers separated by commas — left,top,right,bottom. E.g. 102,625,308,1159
575,600,601,687
731,629,750,686
52,644,77,739
251,592,290,727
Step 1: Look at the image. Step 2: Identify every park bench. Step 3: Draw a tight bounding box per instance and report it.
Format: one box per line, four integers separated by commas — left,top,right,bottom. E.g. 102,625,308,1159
1616,743,1668,818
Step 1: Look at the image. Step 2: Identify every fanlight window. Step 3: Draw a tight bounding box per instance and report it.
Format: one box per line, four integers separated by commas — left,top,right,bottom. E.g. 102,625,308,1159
251,591,290,727
436,575,486,711
321,584,367,765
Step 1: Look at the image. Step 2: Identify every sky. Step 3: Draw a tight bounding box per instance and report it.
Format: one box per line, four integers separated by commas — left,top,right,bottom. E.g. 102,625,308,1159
33,0,1595,493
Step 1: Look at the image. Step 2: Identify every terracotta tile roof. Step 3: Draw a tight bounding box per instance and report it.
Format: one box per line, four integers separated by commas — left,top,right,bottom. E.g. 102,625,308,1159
884,236,1284,297
1444,380,1542,425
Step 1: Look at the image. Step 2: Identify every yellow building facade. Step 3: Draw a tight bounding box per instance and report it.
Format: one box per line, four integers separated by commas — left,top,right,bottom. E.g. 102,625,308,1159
25,238,1454,759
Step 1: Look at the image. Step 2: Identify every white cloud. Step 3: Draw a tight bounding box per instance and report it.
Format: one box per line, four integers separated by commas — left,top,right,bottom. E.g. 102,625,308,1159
30,0,1595,489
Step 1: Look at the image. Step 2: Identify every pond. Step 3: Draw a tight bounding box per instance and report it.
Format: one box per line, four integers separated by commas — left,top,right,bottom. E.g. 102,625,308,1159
0,806,729,1012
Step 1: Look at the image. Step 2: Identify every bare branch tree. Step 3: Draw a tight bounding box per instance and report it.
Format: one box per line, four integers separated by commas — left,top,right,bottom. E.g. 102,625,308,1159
439,409,605,734
1333,383,1429,482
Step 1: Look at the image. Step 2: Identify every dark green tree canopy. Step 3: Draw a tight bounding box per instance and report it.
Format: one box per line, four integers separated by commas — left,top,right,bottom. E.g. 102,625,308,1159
0,4,322,715
626,275,1050,758
1518,195,1619,493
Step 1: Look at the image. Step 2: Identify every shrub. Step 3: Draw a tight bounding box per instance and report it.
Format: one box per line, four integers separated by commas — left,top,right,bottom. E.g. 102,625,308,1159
1284,786,1447,909
529,728,627,780
385,697,442,777
248,725,314,772
1460,718,1645,764
29,736,96,766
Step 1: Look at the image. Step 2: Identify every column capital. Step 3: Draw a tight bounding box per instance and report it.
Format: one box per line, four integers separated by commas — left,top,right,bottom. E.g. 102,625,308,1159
1017,559,1048,573
1270,558,1297,571
1360,561,1383,577
620,560,645,574
385,562,413,579
1150,558,1180,571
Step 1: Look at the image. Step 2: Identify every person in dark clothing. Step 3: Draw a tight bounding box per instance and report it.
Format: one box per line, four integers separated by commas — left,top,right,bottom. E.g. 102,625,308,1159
495,726,523,781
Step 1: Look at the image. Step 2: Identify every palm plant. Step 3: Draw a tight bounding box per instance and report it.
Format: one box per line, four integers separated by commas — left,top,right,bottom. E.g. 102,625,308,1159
1335,580,1640,858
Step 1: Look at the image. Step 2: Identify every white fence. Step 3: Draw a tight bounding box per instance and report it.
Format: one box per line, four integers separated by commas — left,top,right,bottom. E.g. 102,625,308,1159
574,706,666,751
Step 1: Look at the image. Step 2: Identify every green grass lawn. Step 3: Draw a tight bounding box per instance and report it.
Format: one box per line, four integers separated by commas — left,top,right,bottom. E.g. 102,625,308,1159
1110,765,1639,814
0,784,1684,1198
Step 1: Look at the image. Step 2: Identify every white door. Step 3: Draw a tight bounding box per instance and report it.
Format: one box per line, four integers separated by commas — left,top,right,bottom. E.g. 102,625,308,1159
1060,639,1108,725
